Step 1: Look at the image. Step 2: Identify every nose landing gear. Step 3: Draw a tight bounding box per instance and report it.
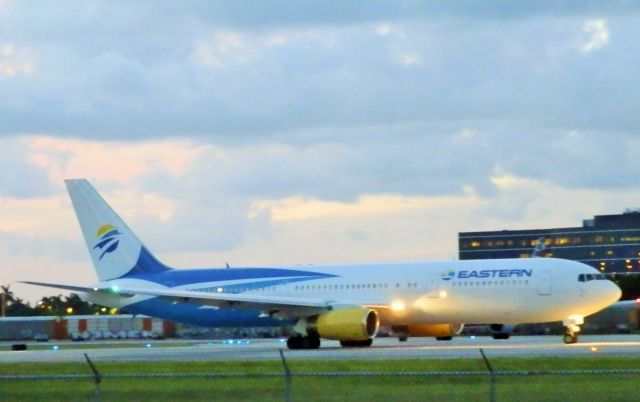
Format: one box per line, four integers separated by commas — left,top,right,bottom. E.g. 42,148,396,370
562,316,583,344
563,329,578,344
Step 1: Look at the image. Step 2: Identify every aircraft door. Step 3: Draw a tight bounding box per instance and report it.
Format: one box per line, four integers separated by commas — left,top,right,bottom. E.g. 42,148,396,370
537,271,552,295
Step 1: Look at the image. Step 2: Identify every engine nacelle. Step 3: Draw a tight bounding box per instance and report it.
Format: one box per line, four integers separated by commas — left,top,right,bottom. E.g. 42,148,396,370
307,308,379,341
489,323,516,339
393,323,464,338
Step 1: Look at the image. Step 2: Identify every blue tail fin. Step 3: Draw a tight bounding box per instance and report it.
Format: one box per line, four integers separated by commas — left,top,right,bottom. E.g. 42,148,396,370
65,179,171,281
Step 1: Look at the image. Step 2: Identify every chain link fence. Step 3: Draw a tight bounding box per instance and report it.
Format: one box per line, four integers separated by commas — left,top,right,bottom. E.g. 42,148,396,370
1,350,639,402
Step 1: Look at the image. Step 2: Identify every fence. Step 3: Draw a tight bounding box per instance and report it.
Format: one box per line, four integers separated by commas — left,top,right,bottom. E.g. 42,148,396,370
1,350,639,402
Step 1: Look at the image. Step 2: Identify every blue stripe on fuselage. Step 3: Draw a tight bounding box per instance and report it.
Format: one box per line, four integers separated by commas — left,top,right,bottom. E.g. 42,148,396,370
123,266,337,288
116,249,338,327
120,247,337,290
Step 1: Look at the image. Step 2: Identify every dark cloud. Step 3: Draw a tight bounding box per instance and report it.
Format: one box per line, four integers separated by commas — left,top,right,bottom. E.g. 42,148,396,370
0,2,638,140
1,3,639,200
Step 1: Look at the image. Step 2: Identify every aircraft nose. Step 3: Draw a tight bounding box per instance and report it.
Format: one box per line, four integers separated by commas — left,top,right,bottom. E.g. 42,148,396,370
606,281,622,304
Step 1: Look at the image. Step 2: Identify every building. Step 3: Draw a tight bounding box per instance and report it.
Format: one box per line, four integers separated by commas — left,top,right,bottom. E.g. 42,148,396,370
459,210,640,273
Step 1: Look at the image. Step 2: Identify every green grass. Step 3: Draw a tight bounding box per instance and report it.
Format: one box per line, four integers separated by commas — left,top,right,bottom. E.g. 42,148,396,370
1,358,639,401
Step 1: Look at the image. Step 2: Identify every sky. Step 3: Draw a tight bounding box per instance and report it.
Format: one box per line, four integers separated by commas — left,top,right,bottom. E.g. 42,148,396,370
1,1,640,303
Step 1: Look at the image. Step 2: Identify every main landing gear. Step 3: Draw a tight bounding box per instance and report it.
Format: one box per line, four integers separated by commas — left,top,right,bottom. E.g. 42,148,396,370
287,335,320,350
286,336,374,349
563,328,579,344
562,316,583,344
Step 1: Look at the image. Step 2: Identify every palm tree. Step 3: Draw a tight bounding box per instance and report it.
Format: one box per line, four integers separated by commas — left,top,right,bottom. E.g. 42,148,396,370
0,284,13,317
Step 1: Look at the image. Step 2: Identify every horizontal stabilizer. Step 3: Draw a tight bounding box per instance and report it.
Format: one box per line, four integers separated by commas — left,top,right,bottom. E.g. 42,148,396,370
18,281,133,297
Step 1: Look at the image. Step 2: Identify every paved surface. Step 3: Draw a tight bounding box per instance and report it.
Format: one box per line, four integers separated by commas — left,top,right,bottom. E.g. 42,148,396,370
2,335,640,363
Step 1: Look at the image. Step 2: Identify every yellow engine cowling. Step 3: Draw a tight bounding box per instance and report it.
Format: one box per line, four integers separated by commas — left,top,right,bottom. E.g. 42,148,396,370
401,323,464,337
309,308,379,341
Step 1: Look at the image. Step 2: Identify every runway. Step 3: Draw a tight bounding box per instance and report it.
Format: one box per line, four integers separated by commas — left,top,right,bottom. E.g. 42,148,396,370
3,335,640,363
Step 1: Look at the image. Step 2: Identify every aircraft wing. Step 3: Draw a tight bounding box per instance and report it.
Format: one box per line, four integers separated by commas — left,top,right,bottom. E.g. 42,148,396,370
19,280,341,318
20,281,108,294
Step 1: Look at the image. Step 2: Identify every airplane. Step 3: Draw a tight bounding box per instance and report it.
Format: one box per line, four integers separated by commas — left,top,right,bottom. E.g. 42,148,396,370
21,179,621,349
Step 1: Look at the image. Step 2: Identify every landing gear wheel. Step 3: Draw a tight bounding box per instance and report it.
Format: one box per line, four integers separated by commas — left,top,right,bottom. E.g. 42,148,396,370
287,335,321,350
562,319,583,345
308,336,321,349
436,336,453,341
492,333,510,340
287,336,302,349
340,339,373,347
398,335,408,342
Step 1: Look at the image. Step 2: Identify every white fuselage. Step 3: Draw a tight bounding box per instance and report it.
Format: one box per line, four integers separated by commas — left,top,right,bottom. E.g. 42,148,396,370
95,257,620,328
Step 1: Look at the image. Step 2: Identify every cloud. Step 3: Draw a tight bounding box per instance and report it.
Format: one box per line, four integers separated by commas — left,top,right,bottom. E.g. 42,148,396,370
581,19,609,52
248,194,471,222
191,30,251,69
0,44,34,76
399,53,422,66
24,136,207,186
0,7,638,138
375,23,393,37
0,137,53,198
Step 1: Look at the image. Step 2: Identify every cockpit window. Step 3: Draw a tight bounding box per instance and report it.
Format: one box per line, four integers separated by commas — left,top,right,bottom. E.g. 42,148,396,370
578,273,608,282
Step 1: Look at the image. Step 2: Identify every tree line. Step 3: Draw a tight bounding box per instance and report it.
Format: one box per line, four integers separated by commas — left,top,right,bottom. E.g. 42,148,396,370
1,285,112,317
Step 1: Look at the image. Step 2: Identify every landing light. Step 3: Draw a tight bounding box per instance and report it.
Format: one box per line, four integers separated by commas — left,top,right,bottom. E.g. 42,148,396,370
590,347,598,352
391,300,406,312
439,290,448,298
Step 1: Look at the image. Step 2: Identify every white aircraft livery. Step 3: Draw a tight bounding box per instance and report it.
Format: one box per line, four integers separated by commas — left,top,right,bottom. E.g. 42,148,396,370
22,180,621,349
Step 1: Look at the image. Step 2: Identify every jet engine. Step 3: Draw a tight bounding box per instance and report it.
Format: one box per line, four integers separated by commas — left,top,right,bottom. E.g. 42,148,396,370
489,323,515,340
307,307,379,341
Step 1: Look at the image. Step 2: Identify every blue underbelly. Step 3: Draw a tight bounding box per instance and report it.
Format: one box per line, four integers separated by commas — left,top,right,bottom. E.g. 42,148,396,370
123,298,293,328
